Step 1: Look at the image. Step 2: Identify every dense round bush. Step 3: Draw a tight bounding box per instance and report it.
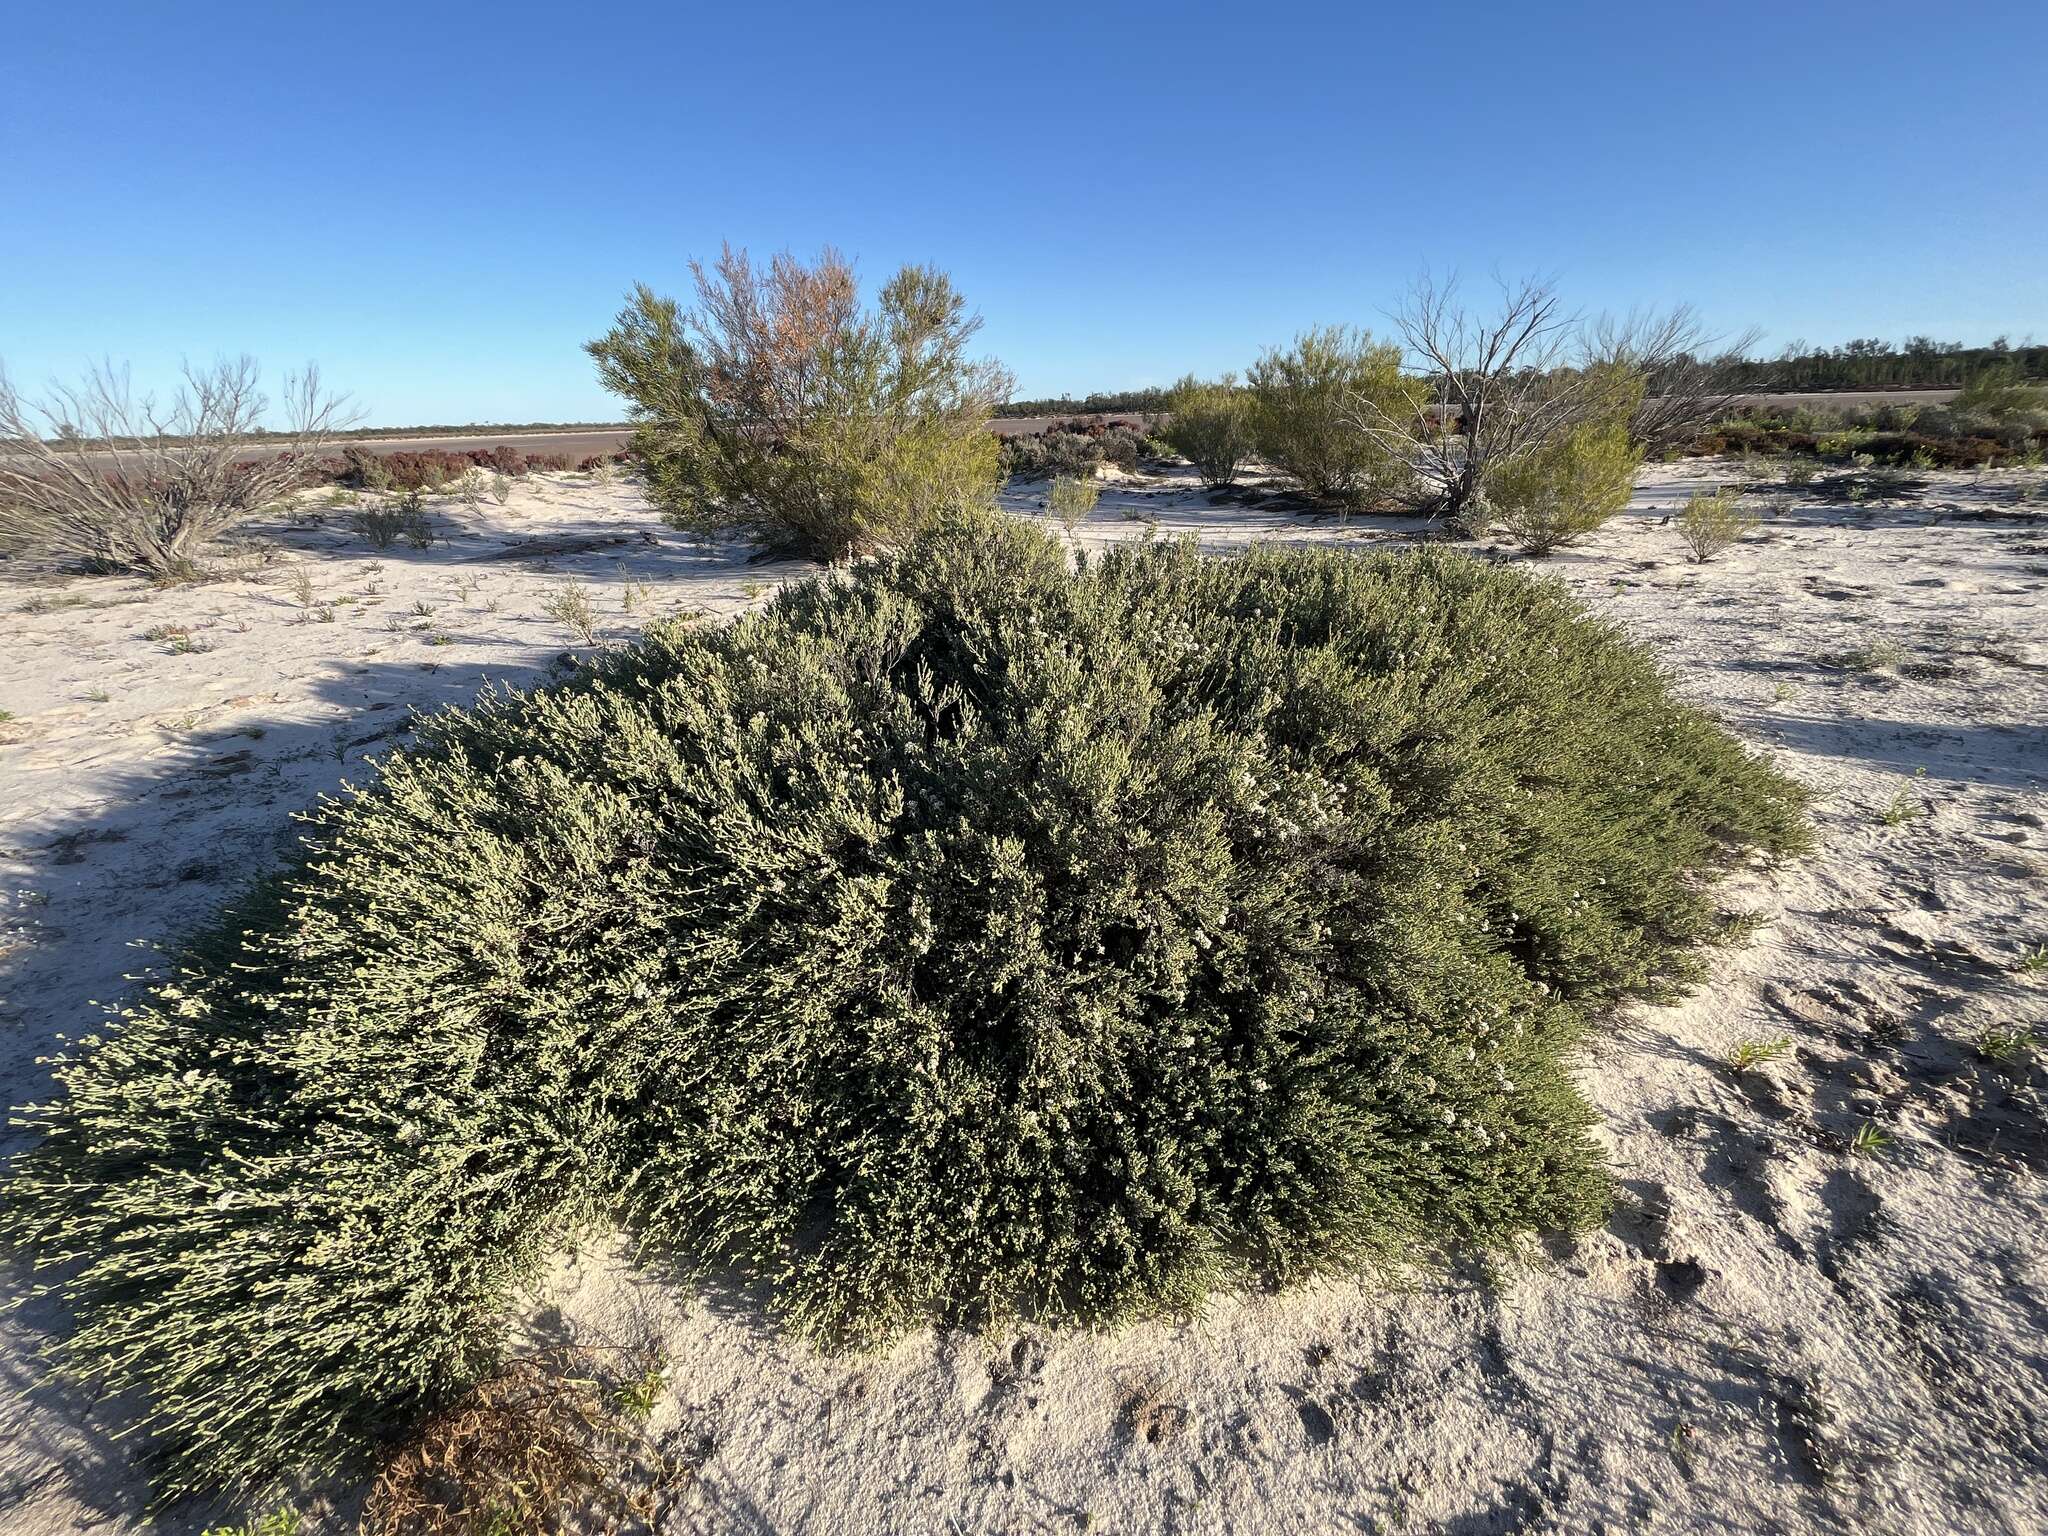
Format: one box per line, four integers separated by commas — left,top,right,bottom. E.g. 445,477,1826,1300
0,516,1806,1496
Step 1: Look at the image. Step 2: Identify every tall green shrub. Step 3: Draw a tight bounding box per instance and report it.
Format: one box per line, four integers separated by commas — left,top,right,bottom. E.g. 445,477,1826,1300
1248,327,1420,507
1161,373,1255,487
1,517,1806,1499
586,248,1011,560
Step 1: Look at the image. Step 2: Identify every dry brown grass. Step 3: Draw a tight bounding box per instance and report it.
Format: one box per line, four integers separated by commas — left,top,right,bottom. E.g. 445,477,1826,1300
361,1345,700,1536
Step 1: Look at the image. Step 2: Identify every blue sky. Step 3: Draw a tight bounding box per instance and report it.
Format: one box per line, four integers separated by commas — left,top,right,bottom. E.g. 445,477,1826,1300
4,1,2043,426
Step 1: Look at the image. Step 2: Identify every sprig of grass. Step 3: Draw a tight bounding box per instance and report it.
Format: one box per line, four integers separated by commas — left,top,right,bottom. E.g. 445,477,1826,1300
1725,1035,1791,1073
1977,1024,2038,1064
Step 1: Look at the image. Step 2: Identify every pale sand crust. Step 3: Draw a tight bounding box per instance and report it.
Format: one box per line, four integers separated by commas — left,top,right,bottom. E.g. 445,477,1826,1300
1,462,2043,1533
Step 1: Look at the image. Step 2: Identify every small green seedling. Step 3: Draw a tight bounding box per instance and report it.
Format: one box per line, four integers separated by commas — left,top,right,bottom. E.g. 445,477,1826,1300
1726,1035,1791,1073
615,1364,666,1422
1848,1122,1891,1157
202,1506,300,1536
1978,1024,2037,1064
2013,942,2048,976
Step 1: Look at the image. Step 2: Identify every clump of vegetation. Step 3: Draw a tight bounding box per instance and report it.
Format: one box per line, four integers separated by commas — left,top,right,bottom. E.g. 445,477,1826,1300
351,493,434,551
1726,1035,1792,1073
0,358,352,577
1046,473,1101,538
1977,1023,2037,1064
1830,637,1906,673
0,516,1806,1499
1248,326,1418,508
1880,785,1923,826
1486,413,1641,554
1351,280,1654,536
1675,488,1761,562
998,421,1146,483
1161,374,1255,487
541,582,601,645
361,1345,685,1536
587,246,1012,560
201,1507,301,1536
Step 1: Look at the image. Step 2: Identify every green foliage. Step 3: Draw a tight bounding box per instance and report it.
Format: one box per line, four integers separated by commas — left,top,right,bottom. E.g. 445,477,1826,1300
1161,374,1256,488
350,492,434,551
1247,327,1419,507
1880,786,1923,827
0,516,1806,1499
1954,363,2048,423
541,581,601,646
586,250,1011,560
202,1507,300,1536
1046,473,1102,534
1485,413,1642,555
1977,1023,2037,1063
1726,1035,1792,1073
1675,488,1761,563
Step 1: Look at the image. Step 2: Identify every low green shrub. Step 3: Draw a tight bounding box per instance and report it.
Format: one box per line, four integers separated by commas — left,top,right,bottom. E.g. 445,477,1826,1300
1484,416,1642,554
1676,489,1760,562
0,516,1806,1499
1046,472,1101,535
1161,373,1255,487
1248,327,1418,508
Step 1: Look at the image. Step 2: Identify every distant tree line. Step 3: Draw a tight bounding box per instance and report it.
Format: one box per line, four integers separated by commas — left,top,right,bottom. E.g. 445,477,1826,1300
1724,337,2045,392
1003,338,2046,416
993,387,1169,418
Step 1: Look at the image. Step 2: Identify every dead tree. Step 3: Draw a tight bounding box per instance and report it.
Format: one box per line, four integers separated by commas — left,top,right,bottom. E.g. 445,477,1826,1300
0,357,353,575
1588,305,1764,457
1350,275,1597,525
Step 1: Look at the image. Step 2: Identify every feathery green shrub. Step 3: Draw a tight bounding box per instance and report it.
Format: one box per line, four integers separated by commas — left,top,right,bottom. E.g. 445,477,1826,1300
0,515,1806,1499
1247,327,1420,507
1486,416,1643,554
587,249,1010,561
1161,373,1255,487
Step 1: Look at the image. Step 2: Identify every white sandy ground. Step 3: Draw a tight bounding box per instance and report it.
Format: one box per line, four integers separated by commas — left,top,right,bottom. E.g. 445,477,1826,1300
1,461,2044,1535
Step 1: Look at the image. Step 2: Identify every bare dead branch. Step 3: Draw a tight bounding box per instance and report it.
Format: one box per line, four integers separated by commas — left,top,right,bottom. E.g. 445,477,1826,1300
1587,305,1766,457
0,357,356,575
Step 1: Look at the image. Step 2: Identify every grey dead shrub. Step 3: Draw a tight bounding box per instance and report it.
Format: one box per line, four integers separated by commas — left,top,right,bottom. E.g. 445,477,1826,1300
0,358,351,576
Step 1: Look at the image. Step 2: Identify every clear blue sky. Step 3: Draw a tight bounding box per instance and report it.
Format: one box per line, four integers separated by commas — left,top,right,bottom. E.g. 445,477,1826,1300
4,1,2044,426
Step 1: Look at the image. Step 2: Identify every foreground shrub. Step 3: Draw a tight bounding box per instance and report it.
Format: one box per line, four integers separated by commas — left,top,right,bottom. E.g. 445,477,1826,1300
1161,373,1255,487
587,247,1012,559
0,516,1806,1498
1248,327,1418,507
